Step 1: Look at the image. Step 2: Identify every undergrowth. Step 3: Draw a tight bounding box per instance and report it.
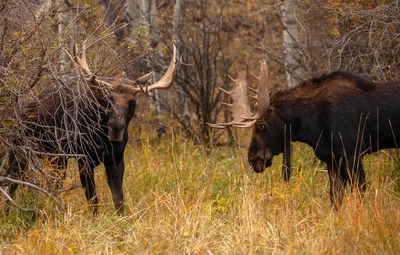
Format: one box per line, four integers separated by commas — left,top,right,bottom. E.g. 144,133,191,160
0,132,399,254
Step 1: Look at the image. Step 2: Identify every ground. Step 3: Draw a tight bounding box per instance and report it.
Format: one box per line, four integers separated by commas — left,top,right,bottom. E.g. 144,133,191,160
0,131,399,254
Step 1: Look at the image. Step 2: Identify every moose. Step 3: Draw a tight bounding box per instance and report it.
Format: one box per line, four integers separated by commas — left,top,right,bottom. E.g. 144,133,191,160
209,61,400,209
7,43,176,215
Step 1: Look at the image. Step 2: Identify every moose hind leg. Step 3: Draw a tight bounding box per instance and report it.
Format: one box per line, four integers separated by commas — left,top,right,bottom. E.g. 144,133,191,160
78,159,98,215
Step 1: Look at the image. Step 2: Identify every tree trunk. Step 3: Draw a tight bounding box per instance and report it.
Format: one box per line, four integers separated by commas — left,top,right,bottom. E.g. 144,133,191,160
141,0,166,140
281,0,302,88
58,4,70,79
173,0,190,131
99,0,126,42
35,0,54,20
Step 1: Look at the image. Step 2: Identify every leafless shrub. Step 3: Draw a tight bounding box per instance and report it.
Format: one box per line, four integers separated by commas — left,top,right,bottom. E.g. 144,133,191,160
0,0,120,212
152,0,234,145
325,1,400,81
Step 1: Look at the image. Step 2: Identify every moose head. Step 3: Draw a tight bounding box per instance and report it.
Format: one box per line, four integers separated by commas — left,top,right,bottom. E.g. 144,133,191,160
73,42,176,142
207,62,292,180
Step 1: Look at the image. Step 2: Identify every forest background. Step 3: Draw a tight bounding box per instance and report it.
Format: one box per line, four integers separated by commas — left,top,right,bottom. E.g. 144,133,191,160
0,0,399,254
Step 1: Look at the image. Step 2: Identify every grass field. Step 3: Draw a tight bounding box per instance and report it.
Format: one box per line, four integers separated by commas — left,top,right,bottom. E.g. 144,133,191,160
0,131,399,254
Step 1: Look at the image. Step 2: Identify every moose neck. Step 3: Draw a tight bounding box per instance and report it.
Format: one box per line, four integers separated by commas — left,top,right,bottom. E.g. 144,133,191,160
272,89,323,151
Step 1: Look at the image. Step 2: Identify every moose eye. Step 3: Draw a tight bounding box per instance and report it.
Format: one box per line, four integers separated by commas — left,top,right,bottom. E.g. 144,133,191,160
257,124,265,132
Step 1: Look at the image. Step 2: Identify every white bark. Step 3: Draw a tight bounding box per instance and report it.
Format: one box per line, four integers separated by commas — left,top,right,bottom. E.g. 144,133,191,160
35,0,54,20
35,1,69,77
58,10,68,77
281,0,302,88
141,0,159,41
173,0,190,129
140,0,165,135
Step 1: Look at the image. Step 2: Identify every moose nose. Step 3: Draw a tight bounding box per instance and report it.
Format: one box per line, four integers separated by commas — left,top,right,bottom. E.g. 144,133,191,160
108,126,125,141
251,160,265,173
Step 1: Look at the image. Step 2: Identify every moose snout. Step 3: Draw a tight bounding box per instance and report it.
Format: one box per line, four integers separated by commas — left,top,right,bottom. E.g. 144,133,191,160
108,126,125,142
248,150,273,173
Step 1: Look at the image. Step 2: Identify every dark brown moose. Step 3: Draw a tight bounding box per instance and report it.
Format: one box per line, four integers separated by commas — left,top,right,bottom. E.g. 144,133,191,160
8,43,176,215
208,61,400,209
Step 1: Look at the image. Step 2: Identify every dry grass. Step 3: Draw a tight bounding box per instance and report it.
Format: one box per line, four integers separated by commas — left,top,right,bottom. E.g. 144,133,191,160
0,131,399,254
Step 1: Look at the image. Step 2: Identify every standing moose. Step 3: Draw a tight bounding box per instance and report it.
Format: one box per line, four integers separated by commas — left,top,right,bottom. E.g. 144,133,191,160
208,61,400,209
8,43,176,215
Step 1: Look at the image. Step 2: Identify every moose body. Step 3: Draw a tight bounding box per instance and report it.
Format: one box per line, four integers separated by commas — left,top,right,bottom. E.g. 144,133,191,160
8,44,176,215
209,63,400,209
248,71,400,208
8,85,136,214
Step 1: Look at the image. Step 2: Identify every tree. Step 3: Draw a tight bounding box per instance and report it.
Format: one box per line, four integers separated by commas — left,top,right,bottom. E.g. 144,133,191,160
281,0,303,88
170,0,232,144
325,1,400,81
173,0,190,130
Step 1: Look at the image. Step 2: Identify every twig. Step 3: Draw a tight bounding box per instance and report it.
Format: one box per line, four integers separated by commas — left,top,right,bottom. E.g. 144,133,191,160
0,187,39,212
0,176,66,209
61,183,81,193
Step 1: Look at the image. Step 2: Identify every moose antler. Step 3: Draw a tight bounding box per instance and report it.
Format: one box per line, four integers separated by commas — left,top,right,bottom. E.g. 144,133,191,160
207,61,270,129
74,42,177,95
246,60,271,120
73,40,115,90
139,45,176,93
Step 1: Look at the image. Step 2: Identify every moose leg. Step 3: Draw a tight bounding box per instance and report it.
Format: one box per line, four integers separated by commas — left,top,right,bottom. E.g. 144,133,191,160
346,155,366,198
327,160,347,210
52,156,67,194
4,153,27,213
104,141,126,216
282,128,292,181
104,159,124,215
78,159,98,215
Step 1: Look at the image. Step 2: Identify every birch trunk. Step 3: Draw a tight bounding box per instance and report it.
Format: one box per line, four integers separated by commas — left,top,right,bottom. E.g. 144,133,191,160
281,0,302,88
141,0,166,138
173,0,190,130
35,1,69,78
35,0,54,20
58,8,68,78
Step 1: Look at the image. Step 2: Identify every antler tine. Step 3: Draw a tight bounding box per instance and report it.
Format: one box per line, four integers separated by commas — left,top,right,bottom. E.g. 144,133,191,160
74,40,92,76
74,41,115,91
135,44,177,94
228,74,236,82
206,66,256,129
218,87,231,94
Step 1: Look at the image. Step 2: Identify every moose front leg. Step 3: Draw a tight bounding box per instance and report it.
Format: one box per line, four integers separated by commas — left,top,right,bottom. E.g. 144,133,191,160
327,161,347,210
4,153,27,213
104,159,124,216
104,140,126,216
78,159,98,215
346,155,366,198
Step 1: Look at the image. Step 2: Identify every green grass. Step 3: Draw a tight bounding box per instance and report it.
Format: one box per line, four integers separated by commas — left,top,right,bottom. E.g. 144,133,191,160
0,135,399,254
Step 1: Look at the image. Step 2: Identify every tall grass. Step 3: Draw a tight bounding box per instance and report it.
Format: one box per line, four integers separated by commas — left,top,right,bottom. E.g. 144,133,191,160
0,132,399,254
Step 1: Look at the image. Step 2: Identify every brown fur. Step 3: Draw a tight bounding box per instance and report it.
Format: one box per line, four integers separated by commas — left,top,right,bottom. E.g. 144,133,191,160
248,70,400,209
